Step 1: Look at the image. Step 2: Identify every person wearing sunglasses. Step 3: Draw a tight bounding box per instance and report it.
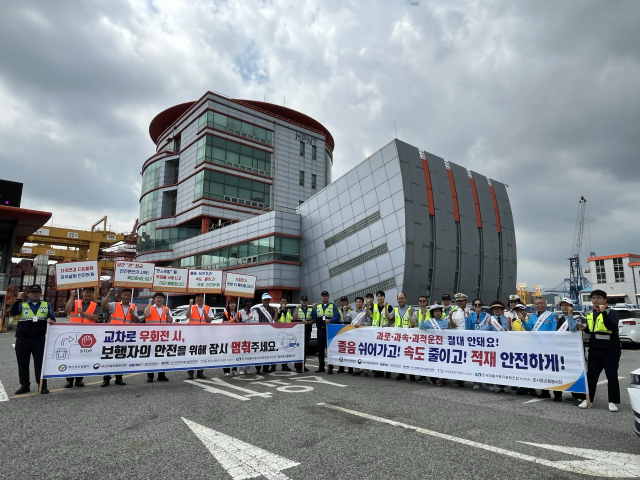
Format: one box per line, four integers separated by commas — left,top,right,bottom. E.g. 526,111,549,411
466,299,488,390
413,295,431,383
419,304,451,386
506,294,521,322
450,293,470,387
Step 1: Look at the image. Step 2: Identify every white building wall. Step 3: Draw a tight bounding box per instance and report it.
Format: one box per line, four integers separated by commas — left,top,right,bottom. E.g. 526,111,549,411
588,256,640,304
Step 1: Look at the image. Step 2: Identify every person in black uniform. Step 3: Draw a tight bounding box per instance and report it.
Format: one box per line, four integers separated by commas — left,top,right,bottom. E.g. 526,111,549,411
292,295,313,373
310,291,340,374
577,289,621,412
11,285,56,395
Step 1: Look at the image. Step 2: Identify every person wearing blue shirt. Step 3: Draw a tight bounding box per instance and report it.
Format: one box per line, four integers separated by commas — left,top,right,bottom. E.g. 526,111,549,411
486,301,510,394
10,285,56,395
553,297,583,403
466,298,489,331
311,290,340,374
419,304,449,385
522,297,558,332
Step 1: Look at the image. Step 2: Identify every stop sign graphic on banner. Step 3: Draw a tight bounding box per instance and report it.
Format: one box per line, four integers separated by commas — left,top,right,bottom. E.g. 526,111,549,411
78,334,96,349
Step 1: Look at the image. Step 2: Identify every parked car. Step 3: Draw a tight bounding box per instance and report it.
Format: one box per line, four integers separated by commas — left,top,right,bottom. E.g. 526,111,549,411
171,305,226,324
612,307,640,346
629,368,640,437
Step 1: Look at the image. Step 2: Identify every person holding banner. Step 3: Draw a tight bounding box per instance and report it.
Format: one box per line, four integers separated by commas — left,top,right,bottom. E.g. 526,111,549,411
511,303,528,331
552,297,583,403
441,294,457,318
485,301,510,393
393,293,413,381
522,297,557,332
338,296,352,324
100,288,138,387
311,290,340,374
578,289,621,412
372,290,394,378
343,296,371,376
237,299,257,375
144,293,173,383
189,294,215,379
413,295,431,383
255,293,277,374
276,297,293,372
449,293,470,386
64,288,99,388
466,299,488,390
292,296,313,373
505,294,522,321
11,285,56,395
419,304,450,386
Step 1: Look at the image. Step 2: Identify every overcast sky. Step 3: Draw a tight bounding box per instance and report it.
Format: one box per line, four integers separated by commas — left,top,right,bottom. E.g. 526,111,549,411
1,0,639,288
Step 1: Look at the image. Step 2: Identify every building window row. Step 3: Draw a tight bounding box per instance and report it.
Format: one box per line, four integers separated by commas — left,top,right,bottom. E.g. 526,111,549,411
137,221,200,254
197,134,272,176
199,110,273,146
613,257,625,283
325,151,332,185
175,235,300,269
595,259,606,283
194,170,271,208
139,191,159,223
141,161,162,195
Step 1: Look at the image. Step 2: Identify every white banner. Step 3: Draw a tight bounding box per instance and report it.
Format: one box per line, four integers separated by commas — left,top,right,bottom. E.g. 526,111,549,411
152,267,188,293
114,261,155,288
327,325,587,393
188,269,223,294
42,323,305,378
224,272,257,298
55,260,99,290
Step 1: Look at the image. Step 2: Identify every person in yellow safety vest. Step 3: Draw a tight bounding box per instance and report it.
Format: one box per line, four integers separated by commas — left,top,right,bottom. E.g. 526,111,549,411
577,289,621,412
310,290,340,373
413,295,431,384
338,296,352,324
371,290,394,378
393,292,415,382
101,287,139,388
450,293,470,387
441,293,458,318
276,296,293,372
190,294,216,379
292,295,313,373
64,287,99,389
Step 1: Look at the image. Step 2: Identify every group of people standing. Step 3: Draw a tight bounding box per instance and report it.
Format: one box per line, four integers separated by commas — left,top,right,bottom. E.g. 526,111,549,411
11,284,622,412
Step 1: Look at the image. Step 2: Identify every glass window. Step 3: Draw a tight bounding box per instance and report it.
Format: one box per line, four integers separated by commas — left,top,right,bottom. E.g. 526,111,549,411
311,174,316,189
136,221,199,254
195,170,270,207
312,145,317,160
196,134,271,175
139,191,159,223
613,257,625,283
199,111,273,145
299,171,305,187
596,259,607,283
300,142,305,156
141,161,162,195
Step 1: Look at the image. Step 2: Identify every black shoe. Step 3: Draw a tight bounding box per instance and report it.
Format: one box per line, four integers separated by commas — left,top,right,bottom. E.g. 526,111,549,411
537,391,551,399
304,367,309,372
315,368,326,373
353,371,362,376
409,375,416,382
457,381,465,387
255,367,262,374
282,365,292,372
374,372,384,378
327,369,334,375
348,367,354,374
553,395,562,402
416,376,426,383
515,388,528,395
295,369,303,374
64,380,74,389
40,381,49,395
157,375,169,382
196,372,206,379
187,372,194,380
385,372,391,378
529,389,538,397
115,379,126,386
14,384,30,395
147,377,154,383
75,379,84,388
337,366,345,373
101,380,110,388
396,374,406,381
270,365,276,372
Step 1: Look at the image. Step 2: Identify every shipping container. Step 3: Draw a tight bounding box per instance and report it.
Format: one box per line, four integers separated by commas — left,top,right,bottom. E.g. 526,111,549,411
22,275,35,287
48,265,56,275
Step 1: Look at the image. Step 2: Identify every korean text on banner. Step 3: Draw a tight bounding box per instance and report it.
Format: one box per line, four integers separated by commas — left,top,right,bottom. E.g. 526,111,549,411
326,326,588,393
224,272,257,298
187,269,223,294
152,267,188,293
114,261,154,288
55,261,99,291
41,323,304,377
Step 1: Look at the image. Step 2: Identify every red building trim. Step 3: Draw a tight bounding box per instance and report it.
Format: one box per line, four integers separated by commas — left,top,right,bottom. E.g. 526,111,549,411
445,165,460,223
589,254,640,262
468,176,482,228
420,154,435,216
488,183,502,234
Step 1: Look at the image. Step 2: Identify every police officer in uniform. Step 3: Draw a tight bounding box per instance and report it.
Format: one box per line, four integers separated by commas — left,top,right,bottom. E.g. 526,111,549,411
11,285,55,395
577,290,621,412
372,290,394,378
65,287,99,388
292,295,313,373
311,291,340,373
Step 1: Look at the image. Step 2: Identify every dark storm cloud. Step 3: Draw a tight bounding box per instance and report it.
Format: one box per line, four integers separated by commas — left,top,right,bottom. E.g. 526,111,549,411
1,0,638,286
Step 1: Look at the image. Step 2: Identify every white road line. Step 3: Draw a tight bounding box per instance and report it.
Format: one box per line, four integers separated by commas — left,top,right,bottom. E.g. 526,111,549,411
0,381,8,402
523,398,546,404
317,403,640,477
184,380,251,401
197,378,272,398
597,376,625,386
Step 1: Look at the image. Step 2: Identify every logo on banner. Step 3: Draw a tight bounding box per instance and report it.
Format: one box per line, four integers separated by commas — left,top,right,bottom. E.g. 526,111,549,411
78,334,97,349
58,365,67,372
339,357,344,362
358,359,362,364
236,357,242,361
277,332,299,352
93,363,100,370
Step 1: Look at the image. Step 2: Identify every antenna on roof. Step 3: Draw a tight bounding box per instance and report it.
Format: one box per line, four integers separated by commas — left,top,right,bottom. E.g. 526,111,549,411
393,120,398,139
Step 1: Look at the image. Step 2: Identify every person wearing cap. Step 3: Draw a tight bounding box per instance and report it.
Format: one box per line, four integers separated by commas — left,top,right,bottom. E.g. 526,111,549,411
511,303,528,331
485,301,510,393
255,293,277,373
338,296,352,324
236,299,258,375
578,289,621,412
275,296,293,372
311,290,340,373
371,290,394,378
292,295,313,373
11,285,56,395
412,296,431,383
100,287,139,387
64,287,99,388
506,294,522,321
419,304,450,385
550,297,583,403
449,293,470,387
393,292,414,381
441,294,457,318
144,292,173,382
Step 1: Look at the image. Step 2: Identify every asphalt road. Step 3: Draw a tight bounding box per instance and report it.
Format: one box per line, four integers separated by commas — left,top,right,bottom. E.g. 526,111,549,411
1,329,639,480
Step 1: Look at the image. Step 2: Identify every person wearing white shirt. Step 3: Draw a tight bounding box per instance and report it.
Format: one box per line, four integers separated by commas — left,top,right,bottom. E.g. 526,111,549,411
450,293,471,387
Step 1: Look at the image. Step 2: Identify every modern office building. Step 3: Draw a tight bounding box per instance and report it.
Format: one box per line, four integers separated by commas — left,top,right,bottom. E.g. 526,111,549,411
136,93,516,305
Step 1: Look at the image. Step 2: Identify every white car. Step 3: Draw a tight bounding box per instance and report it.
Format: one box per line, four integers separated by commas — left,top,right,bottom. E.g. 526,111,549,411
613,307,640,345
171,305,226,324
629,368,640,437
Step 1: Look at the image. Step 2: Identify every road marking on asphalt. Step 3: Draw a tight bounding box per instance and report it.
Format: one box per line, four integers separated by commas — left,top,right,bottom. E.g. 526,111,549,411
195,378,273,398
597,376,625,386
183,418,299,480
317,403,640,477
523,398,546,404
0,380,8,402
9,373,141,399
